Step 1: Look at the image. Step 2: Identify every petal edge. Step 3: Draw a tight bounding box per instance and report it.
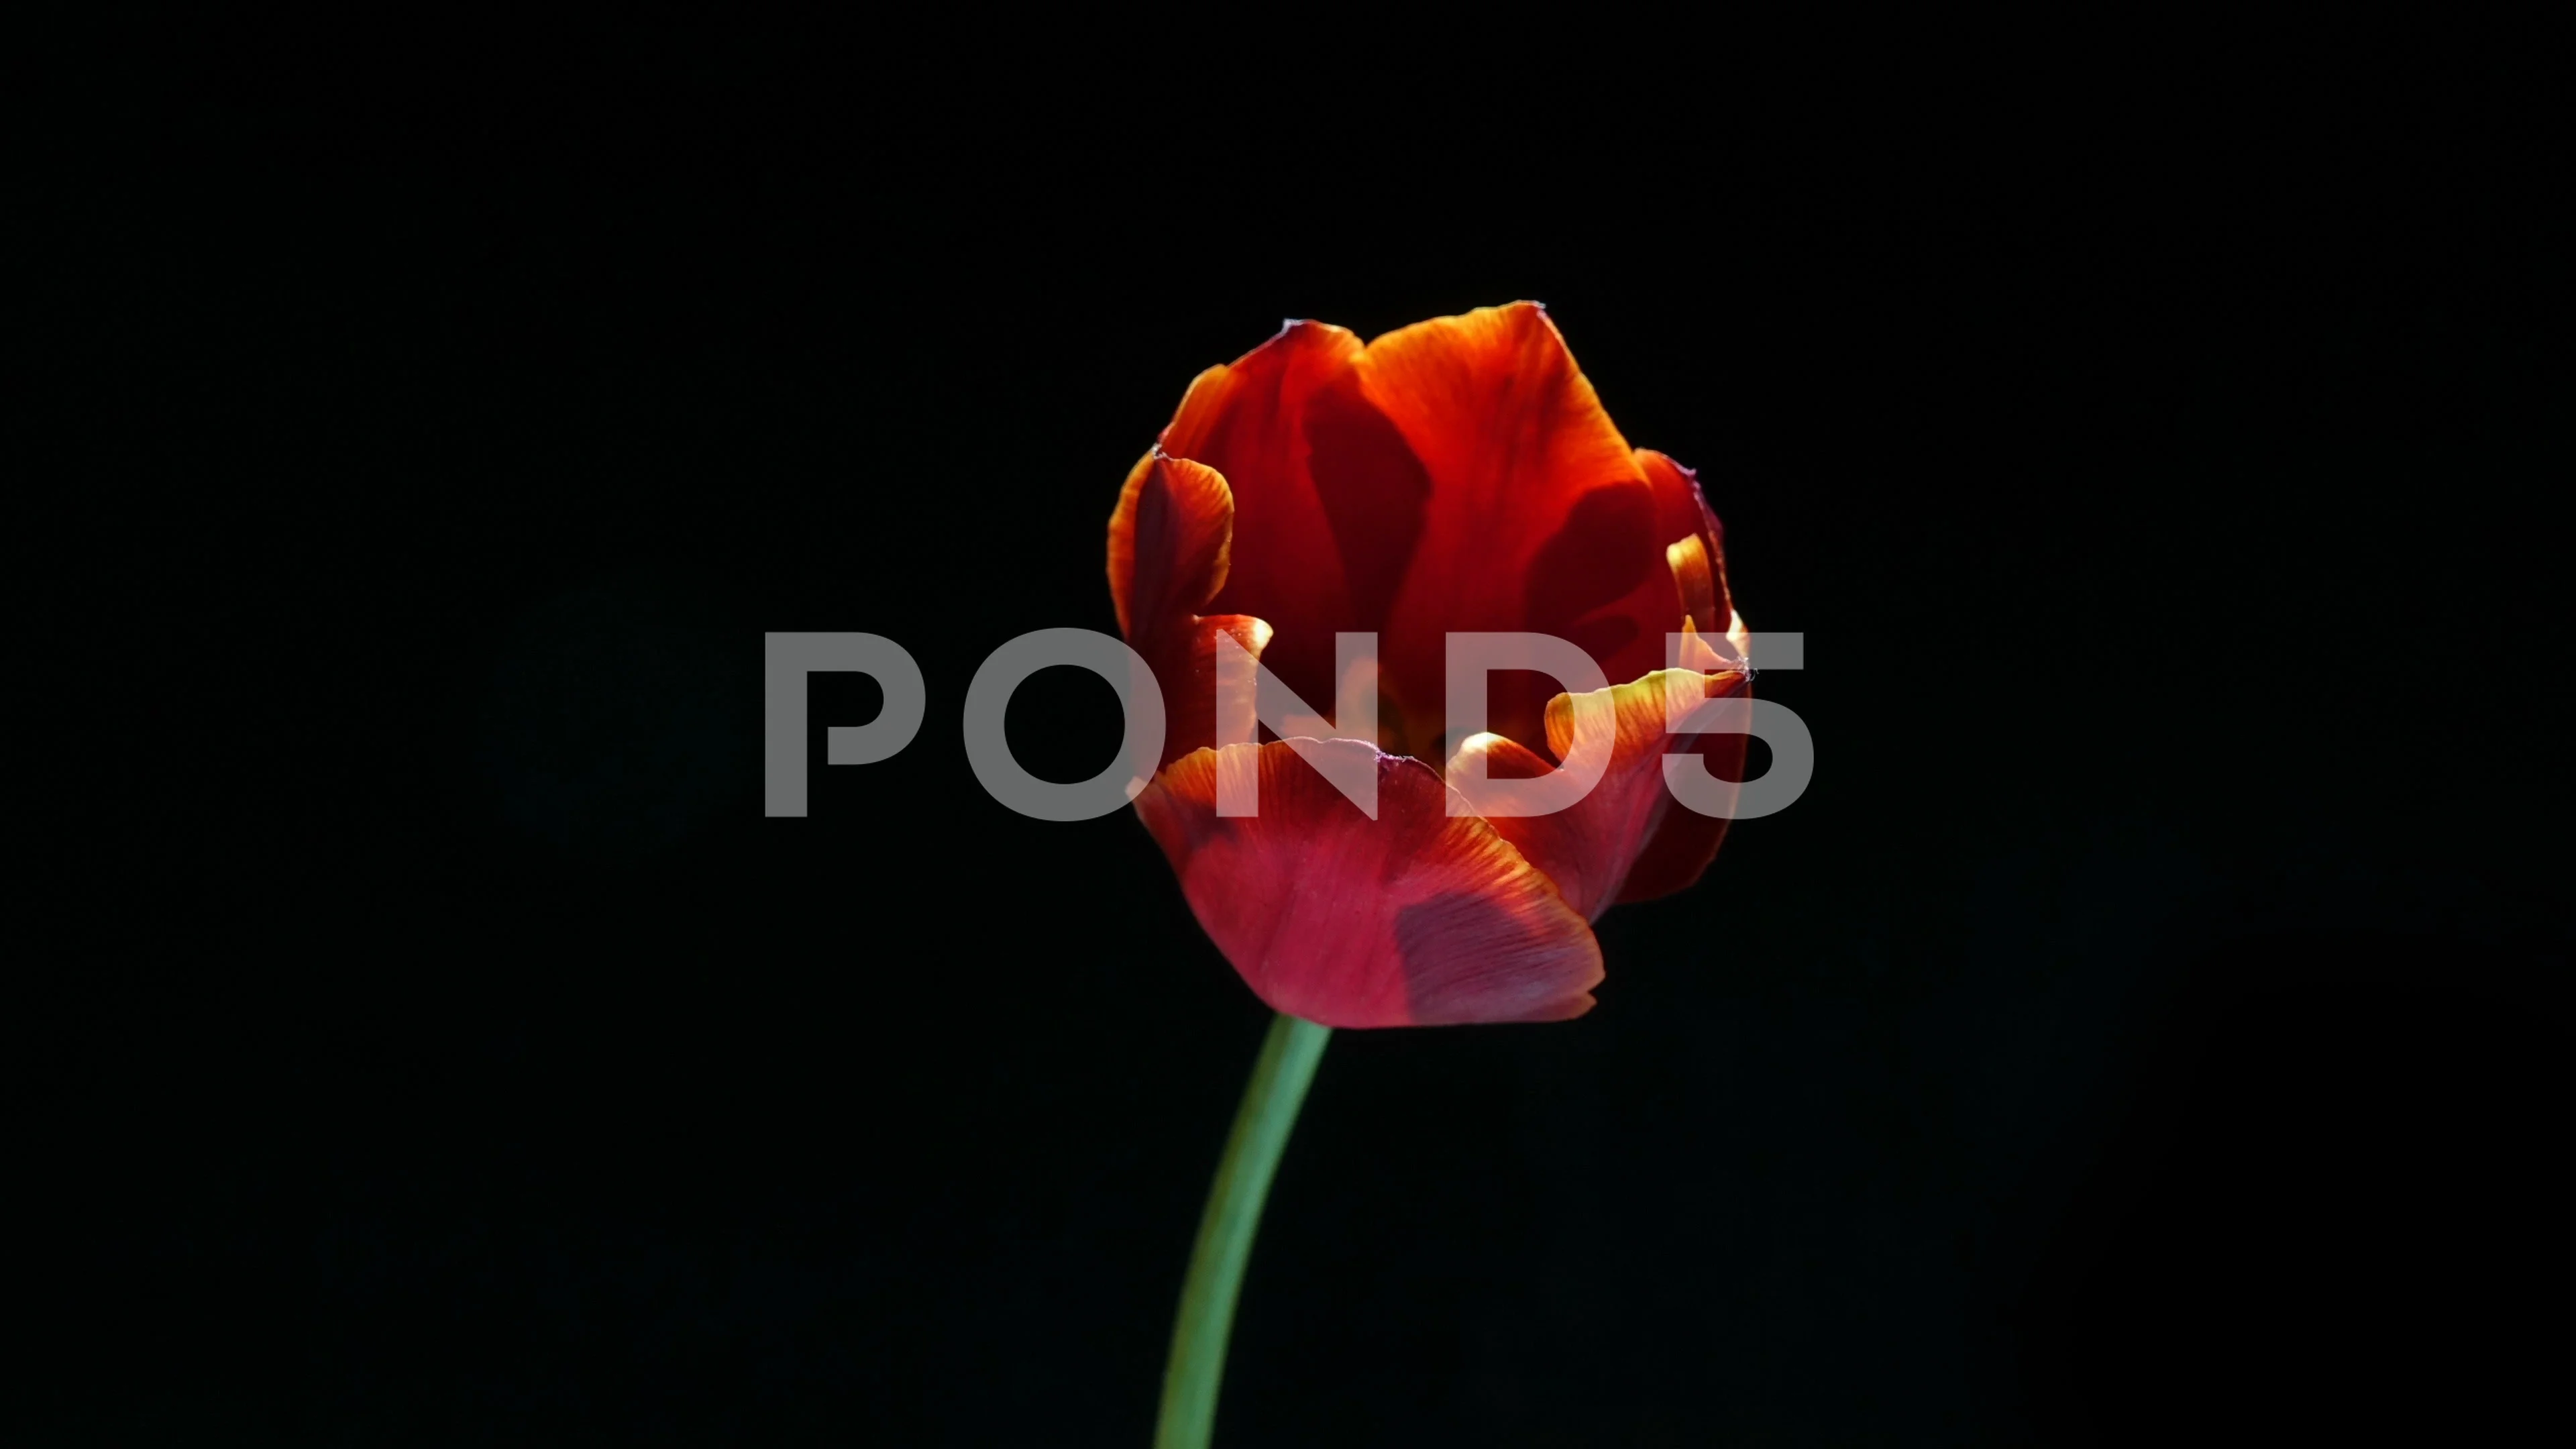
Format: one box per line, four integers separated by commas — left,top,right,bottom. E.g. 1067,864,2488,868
1134,739,1604,1026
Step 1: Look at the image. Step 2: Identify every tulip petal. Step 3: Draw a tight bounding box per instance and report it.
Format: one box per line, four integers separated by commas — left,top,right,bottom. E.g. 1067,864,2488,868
1611,616,1756,905
1608,452,1757,903
1350,303,1681,754
1155,320,1413,718
1450,661,1751,920
1107,451,1233,641
1108,453,1280,765
1133,739,1604,1027
1637,448,1735,637
1151,614,1270,768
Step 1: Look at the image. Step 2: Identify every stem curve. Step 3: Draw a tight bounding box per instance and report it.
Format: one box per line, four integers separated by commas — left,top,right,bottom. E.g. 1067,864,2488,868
1154,1011,1332,1449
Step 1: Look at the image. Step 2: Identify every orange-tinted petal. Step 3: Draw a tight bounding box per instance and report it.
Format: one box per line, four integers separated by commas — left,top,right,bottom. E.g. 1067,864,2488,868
1612,619,1756,904
1617,454,1754,906
1636,448,1734,637
1450,660,1751,920
1132,739,1603,1027
1351,303,1677,756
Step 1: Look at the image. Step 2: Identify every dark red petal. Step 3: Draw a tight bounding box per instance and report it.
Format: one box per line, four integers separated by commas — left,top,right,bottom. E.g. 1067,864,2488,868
1107,451,1233,643
1158,320,1381,716
1132,740,1603,1027
1449,659,1751,920
1352,303,1676,756
1106,453,1281,765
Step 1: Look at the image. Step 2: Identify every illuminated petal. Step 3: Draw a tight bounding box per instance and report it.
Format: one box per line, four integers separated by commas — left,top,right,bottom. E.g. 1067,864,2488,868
1352,303,1677,754
1449,661,1750,920
1636,448,1734,637
1668,535,1723,644
1133,739,1603,1027
1613,619,1755,906
1609,452,1756,904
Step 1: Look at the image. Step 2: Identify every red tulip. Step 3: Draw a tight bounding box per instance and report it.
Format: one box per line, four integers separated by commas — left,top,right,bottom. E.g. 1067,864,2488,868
1109,303,1753,1027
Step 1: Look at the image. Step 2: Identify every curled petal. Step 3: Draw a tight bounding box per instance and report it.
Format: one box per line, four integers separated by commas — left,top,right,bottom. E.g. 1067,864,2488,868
1613,622,1755,905
1133,739,1603,1027
1107,453,1277,765
1615,455,1755,904
1636,448,1734,637
1107,452,1234,643
1449,660,1750,920
1668,535,1723,647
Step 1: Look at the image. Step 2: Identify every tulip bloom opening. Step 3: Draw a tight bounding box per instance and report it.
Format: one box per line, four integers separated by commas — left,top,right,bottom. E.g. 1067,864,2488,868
1110,302,1754,1030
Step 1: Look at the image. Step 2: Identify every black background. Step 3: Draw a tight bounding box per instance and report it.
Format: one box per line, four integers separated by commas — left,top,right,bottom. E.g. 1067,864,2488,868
23,25,2571,1445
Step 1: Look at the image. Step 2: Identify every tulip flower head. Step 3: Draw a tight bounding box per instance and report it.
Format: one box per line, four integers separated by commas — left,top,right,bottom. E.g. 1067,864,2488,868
1109,303,1754,1027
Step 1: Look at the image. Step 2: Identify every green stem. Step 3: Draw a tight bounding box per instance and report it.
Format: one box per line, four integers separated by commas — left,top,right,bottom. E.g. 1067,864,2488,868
1155,1011,1333,1449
